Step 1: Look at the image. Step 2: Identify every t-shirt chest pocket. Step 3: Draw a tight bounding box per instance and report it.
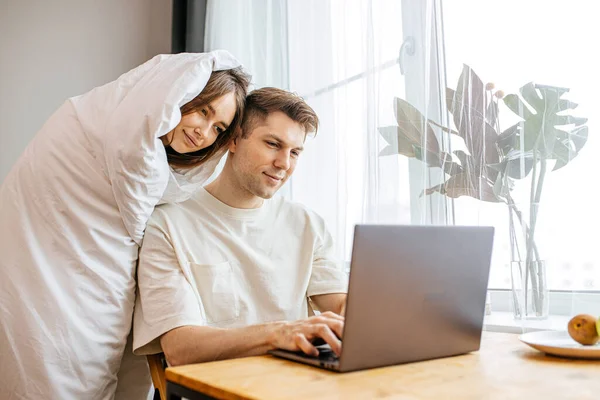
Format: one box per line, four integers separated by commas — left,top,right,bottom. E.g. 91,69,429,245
188,261,240,324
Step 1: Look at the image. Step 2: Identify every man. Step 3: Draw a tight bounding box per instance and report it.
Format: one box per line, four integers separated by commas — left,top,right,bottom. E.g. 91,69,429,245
133,87,348,366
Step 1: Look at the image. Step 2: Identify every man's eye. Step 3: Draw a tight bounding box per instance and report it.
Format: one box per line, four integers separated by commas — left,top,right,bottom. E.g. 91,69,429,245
291,151,300,158
267,141,277,147
201,109,208,116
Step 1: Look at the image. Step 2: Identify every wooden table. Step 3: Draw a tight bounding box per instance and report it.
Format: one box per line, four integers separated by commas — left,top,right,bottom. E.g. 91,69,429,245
165,332,599,400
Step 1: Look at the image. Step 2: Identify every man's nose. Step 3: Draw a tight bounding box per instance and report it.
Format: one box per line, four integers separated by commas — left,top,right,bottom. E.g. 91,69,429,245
274,151,291,170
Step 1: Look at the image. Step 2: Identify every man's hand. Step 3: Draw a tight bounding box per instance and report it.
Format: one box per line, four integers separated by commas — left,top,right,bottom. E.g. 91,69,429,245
269,312,344,357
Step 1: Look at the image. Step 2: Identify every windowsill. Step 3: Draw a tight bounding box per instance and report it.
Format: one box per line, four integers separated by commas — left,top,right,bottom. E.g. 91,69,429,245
483,311,570,334
482,289,599,333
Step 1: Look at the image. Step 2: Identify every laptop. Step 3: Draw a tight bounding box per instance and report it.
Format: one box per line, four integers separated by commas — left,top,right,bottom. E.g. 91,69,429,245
269,224,494,372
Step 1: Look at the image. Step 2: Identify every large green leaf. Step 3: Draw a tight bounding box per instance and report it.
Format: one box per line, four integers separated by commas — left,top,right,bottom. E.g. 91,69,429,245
393,97,441,154
449,148,499,183
488,149,535,180
520,82,546,110
378,126,416,157
423,173,500,202
446,88,455,114
550,140,575,171
454,150,470,168
504,94,534,120
448,85,498,129
413,145,445,169
442,160,464,176
503,82,588,156
448,65,500,167
412,146,463,175
486,97,499,128
380,98,465,175
504,150,535,179
567,125,589,151
551,126,589,170
453,65,486,128
497,123,520,153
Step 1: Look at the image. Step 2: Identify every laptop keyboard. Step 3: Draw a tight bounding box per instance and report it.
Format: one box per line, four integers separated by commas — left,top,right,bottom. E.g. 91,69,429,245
288,345,339,362
316,347,339,361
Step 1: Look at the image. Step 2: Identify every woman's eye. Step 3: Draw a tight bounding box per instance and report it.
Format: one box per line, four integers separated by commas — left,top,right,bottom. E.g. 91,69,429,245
215,126,224,134
201,109,208,116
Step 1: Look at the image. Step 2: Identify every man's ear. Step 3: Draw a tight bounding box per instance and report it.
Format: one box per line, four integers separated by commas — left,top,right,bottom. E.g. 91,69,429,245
228,138,237,153
228,127,242,153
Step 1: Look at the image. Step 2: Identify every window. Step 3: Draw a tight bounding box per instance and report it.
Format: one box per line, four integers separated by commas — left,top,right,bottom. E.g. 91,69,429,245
205,0,599,316
443,0,599,292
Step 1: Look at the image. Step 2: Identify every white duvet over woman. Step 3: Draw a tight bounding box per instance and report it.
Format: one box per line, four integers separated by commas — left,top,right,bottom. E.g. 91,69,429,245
0,50,250,399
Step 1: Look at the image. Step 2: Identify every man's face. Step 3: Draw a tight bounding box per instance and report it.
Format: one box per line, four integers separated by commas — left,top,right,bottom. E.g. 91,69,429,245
229,111,305,199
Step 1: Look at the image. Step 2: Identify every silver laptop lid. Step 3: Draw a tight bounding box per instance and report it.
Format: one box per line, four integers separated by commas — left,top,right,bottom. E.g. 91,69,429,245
338,225,494,372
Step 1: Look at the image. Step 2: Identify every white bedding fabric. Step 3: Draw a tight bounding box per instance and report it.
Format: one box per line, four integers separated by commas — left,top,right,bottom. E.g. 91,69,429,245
0,50,240,400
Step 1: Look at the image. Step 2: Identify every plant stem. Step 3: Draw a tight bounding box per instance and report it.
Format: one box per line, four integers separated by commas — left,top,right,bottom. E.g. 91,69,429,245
525,151,538,313
507,202,522,316
506,193,543,318
524,147,548,316
530,156,547,314
506,198,541,262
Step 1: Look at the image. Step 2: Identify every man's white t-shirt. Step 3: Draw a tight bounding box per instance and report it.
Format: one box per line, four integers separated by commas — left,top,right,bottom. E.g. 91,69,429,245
133,188,348,355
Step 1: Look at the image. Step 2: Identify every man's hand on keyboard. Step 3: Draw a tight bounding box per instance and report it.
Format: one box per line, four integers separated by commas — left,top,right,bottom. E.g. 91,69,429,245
268,312,344,357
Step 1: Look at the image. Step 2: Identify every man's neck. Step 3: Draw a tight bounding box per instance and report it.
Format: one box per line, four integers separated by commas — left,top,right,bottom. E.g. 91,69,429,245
204,173,264,210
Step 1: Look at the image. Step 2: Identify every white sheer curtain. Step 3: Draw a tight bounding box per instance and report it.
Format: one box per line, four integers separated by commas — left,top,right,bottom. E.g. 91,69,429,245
204,0,289,90
204,0,291,194
286,0,409,263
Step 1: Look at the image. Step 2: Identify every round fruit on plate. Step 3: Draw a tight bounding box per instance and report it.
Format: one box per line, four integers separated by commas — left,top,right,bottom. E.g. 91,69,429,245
567,314,600,346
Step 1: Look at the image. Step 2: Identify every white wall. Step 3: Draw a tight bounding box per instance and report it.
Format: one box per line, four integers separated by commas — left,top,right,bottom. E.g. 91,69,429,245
0,0,172,181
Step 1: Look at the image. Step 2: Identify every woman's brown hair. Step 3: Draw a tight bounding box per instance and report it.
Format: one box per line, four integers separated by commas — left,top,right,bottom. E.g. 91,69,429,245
165,67,251,167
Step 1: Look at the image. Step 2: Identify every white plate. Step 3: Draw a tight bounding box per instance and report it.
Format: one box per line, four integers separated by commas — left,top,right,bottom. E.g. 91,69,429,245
519,330,600,359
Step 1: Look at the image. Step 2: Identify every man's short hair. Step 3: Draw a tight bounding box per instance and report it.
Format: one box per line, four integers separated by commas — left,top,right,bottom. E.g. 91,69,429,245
240,87,319,138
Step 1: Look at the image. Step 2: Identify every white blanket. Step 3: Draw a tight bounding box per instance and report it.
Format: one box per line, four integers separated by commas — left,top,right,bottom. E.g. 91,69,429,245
0,50,241,400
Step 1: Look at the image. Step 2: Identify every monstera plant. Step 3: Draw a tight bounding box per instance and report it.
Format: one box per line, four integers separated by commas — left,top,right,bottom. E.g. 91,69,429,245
379,65,588,318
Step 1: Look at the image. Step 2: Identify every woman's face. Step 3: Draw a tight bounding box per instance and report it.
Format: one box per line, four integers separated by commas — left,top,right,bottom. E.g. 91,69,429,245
164,92,237,154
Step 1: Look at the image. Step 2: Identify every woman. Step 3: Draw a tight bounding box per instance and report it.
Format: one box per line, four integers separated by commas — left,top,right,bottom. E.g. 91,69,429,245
0,50,251,400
